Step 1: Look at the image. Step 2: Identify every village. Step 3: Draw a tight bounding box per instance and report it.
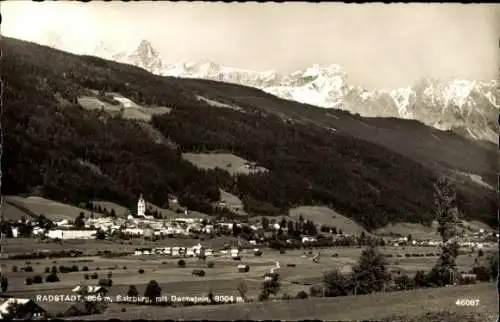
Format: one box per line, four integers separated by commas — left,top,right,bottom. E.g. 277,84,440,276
4,195,498,257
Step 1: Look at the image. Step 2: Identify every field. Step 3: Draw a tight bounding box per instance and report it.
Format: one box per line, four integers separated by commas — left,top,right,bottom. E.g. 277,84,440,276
1,236,244,255
219,189,247,216
2,242,494,318
2,196,107,221
182,152,268,175
289,206,367,235
375,222,440,240
77,95,171,122
67,282,498,321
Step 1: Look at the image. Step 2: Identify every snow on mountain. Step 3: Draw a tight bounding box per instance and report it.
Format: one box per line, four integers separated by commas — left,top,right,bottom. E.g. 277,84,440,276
46,37,499,143
111,39,165,75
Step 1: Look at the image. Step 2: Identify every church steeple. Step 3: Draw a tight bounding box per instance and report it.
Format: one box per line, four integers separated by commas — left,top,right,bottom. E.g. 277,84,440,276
137,194,146,217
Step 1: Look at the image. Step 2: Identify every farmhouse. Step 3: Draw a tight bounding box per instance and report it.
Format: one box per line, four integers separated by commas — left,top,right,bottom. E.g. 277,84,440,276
0,298,46,320
47,229,97,240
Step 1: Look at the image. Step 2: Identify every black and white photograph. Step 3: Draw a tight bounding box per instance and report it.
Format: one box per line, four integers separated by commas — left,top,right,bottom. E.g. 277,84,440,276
1,2,499,321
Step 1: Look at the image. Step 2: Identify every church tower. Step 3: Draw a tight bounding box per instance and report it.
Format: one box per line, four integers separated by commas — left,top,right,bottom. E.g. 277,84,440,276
137,194,146,217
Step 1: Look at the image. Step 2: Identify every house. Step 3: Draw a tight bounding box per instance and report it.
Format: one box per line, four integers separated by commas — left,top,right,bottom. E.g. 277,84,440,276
72,285,108,297
0,298,46,320
302,236,317,243
11,227,19,238
47,229,97,240
133,248,153,256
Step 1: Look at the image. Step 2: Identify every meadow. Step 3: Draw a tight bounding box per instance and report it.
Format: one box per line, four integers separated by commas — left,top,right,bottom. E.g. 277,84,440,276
1,244,493,318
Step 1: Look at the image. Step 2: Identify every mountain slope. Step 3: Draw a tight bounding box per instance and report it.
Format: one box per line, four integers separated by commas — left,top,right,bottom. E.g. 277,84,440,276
2,37,497,229
105,40,499,144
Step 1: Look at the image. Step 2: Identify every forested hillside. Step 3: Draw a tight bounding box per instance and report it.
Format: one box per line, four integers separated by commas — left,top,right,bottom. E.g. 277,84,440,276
2,37,496,229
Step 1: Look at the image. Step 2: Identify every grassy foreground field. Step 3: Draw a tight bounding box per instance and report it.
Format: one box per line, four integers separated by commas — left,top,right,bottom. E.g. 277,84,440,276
65,282,498,321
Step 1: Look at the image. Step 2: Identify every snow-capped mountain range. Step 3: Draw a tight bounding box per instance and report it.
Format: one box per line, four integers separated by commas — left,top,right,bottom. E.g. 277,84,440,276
53,37,500,143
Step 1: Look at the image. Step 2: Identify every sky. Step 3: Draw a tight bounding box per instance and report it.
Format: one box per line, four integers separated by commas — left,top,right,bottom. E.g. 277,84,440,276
2,2,499,89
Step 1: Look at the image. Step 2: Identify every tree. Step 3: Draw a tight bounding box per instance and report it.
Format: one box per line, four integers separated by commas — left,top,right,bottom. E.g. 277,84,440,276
110,209,116,218
75,212,85,229
127,285,139,297
287,221,295,236
279,217,287,229
232,222,241,237
351,242,391,295
429,177,460,286
489,253,498,281
144,280,162,303
237,280,248,302
322,269,352,297
261,274,281,299
96,229,106,240
0,274,8,293
261,217,269,231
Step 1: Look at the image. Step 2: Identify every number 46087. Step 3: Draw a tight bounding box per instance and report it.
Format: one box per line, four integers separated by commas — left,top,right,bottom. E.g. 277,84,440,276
455,298,480,306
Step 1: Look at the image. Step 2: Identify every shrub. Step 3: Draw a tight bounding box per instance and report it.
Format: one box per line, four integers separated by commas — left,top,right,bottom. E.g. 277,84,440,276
207,261,214,268
99,278,113,287
95,267,100,271
138,269,145,274
51,266,58,274
122,266,127,270
177,260,186,268
192,269,205,277
24,266,34,272
71,265,79,272
309,285,323,297
279,248,286,254
82,266,89,271
44,267,50,273
404,254,411,257
386,254,393,258
11,266,18,273
322,270,352,297
26,277,33,285
331,253,339,257
91,273,98,279
45,273,60,283
121,308,126,313
472,266,491,282
84,274,89,280
107,272,112,279
478,249,484,257
394,273,413,290
396,254,403,257
296,290,308,299
413,270,430,288
254,250,263,257
33,275,43,284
